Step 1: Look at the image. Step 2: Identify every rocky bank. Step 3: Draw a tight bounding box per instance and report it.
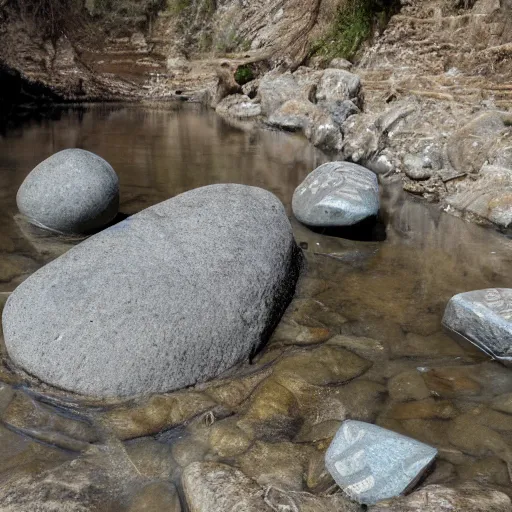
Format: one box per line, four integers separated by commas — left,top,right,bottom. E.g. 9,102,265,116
3,0,511,230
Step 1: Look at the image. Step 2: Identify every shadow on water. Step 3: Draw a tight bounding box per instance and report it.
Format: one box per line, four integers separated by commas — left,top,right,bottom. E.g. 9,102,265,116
305,215,387,242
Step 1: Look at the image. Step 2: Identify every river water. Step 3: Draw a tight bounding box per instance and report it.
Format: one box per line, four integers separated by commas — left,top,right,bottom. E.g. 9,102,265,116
0,105,511,509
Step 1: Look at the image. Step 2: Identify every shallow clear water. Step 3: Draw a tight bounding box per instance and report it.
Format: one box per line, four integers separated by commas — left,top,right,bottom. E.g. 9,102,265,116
0,105,512,508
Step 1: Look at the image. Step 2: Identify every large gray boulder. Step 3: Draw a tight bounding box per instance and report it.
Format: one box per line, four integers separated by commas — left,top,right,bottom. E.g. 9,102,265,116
2,185,301,397
17,149,119,234
442,289,512,365
292,162,379,227
325,420,437,505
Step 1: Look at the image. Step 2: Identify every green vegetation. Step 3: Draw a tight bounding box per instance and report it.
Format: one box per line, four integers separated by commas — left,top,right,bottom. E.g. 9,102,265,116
311,0,399,61
234,64,254,86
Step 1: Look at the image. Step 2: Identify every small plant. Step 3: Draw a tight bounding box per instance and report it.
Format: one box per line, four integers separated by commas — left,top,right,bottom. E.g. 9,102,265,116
234,64,254,86
311,0,399,61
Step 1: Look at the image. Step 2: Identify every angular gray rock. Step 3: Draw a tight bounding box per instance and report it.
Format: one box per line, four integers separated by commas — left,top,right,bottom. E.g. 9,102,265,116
315,69,363,109
258,72,300,116
325,420,437,505
442,288,512,364
3,184,301,397
323,99,360,128
16,149,119,234
447,112,506,174
292,162,379,227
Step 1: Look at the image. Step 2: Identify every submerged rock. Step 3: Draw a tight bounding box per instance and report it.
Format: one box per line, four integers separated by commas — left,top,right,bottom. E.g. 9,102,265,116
127,482,181,512
182,462,358,512
292,162,379,227
325,420,437,505
16,149,119,234
182,462,271,512
442,289,512,365
3,184,301,397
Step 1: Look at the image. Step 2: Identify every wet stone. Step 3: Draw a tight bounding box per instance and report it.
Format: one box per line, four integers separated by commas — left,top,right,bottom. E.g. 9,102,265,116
295,419,342,444
0,383,14,415
127,482,181,512
422,367,481,398
328,335,388,361
124,438,179,480
202,368,271,409
443,289,512,365
171,434,209,468
182,462,271,512
0,424,73,481
0,454,127,511
383,399,457,421
391,332,466,359
103,391,217,440
2,391,98,451
306,449,336,493
241,377,299,423
325,420,438,505
370,482,512,511
272,345,372,388
298,380,387,433
264,487,361,512
457,456,511,488
397,419,451,448
423,460,457,486
236,440,316,491
208,417,252,457
271,322,332,345
491,392,512,414
447,414,512,460
281,297,348,330
387,371,431,402
292,162,379,228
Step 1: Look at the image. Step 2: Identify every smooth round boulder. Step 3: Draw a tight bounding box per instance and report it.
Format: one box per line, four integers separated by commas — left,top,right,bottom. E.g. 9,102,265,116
3,184,301,398
292,162,379,227
16,148,119,234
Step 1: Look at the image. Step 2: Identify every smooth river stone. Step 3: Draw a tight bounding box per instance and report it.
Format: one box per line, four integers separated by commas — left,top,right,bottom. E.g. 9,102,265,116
16,149,119,234
325,420,437,505
292,162,379,227
3,184,301,397
442,289,512,365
